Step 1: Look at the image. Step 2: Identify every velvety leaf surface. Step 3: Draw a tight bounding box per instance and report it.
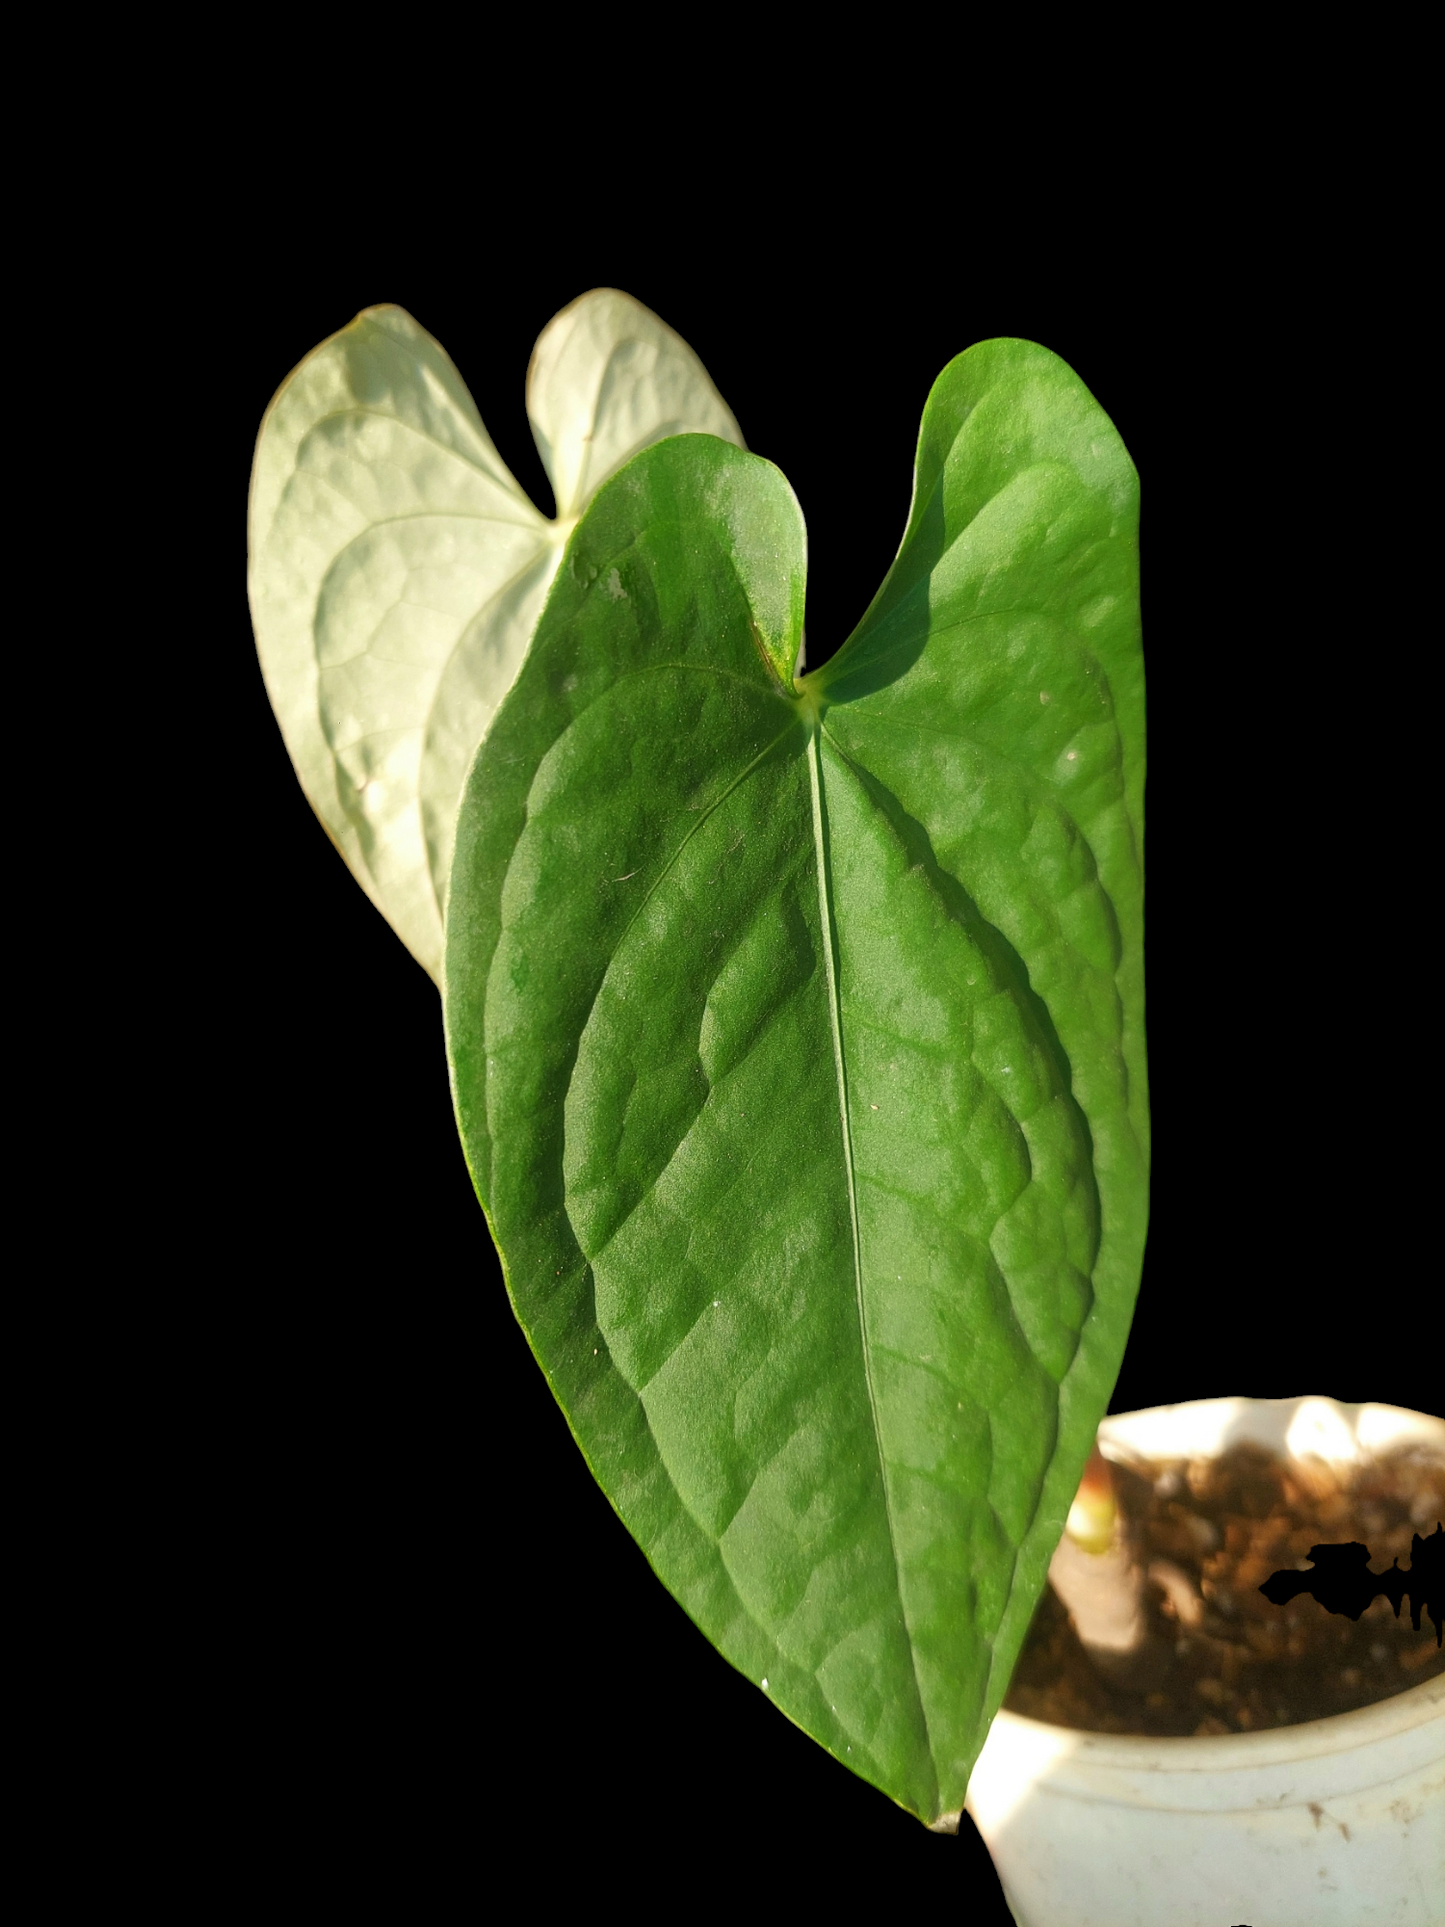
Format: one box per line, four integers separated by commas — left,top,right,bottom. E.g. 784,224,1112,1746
444,340,1145,1823
247,292,743,978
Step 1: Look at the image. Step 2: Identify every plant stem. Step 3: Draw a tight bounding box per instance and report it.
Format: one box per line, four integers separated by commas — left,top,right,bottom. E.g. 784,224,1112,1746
1048,1442,1171,1691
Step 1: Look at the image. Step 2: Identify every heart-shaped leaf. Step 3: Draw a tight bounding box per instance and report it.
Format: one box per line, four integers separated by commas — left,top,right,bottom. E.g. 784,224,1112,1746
247,291,743,979
444,339,1146,1824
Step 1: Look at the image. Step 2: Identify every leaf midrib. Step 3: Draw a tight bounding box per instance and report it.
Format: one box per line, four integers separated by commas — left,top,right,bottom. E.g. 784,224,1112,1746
806,726,936,1788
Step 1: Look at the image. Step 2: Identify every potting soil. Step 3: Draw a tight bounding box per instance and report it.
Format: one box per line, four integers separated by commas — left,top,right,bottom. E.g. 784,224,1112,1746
1003,1442,1444,1736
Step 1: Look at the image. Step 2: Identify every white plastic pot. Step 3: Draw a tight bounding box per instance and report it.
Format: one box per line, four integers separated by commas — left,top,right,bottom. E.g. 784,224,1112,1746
963,1397,1445,1927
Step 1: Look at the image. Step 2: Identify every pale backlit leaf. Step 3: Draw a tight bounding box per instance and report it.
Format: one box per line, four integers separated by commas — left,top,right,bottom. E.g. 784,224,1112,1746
248,292,743,978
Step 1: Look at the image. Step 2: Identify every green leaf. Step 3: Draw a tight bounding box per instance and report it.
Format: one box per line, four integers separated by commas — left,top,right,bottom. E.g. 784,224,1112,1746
444,339,1146,1824
247,291,743,979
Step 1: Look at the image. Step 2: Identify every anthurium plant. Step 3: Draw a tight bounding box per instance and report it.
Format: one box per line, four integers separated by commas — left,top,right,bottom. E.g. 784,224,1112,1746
248,291,1146,1830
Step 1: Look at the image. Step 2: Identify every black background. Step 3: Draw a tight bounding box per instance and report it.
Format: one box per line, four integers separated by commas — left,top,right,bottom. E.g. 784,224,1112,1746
187,206,1432,1913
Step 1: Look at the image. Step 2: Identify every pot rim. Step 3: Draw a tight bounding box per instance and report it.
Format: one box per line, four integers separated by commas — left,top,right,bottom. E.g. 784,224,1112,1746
993,1394,1444,1770
988,1670,1444,1771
